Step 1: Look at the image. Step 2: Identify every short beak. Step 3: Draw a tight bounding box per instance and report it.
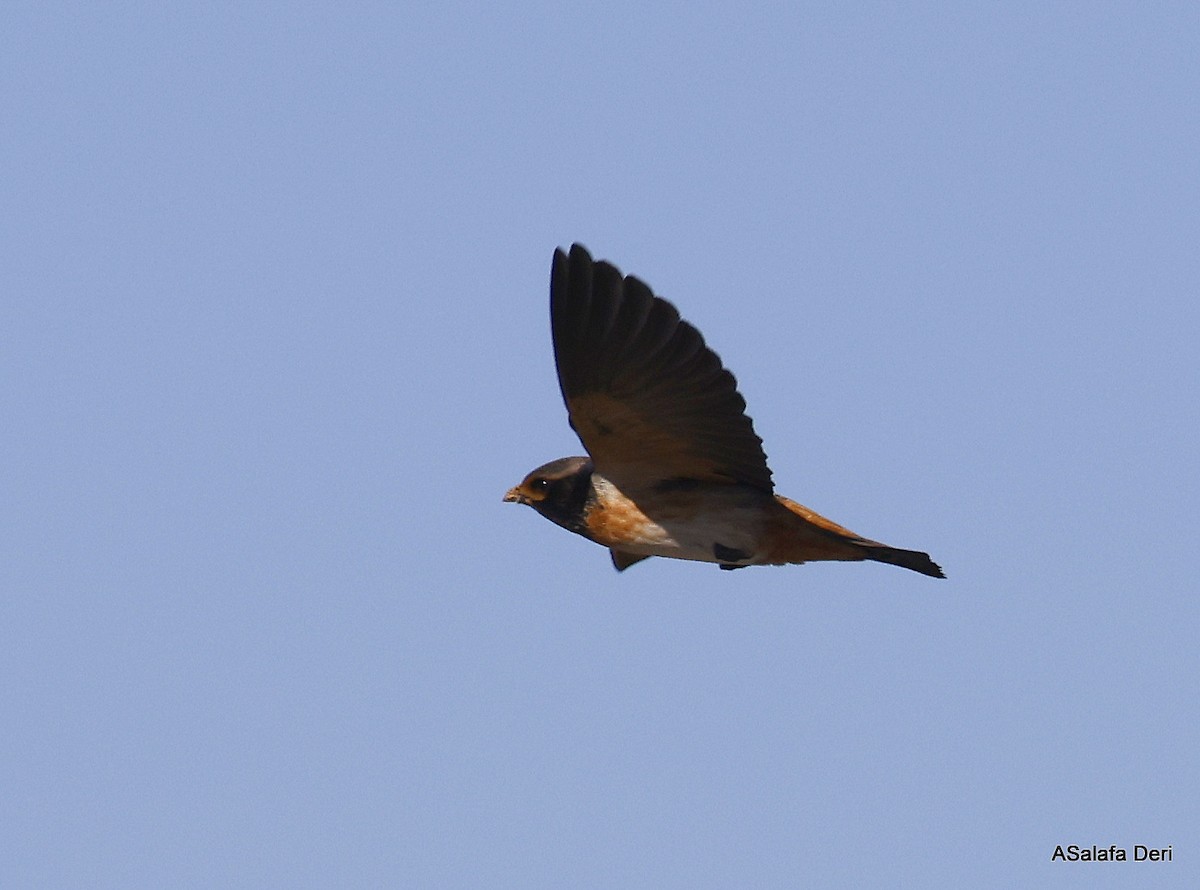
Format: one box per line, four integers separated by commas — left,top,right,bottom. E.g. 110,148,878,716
503,486,527,505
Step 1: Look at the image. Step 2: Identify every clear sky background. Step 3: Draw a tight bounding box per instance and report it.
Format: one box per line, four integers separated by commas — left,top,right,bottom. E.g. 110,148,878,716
3,3,1197,888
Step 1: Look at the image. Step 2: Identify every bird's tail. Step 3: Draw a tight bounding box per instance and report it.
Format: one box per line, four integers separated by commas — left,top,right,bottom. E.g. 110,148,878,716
860,544,945,579
772,495,945,579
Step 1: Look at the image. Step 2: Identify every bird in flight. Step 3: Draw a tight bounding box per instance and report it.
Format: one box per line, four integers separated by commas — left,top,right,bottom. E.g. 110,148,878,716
504,244,944,578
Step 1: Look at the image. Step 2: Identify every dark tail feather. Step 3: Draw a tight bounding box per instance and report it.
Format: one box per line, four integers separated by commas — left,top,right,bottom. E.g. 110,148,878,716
863,545,946,579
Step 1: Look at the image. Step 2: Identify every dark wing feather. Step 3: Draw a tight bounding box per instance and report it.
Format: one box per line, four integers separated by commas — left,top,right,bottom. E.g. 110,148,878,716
551,244,774,493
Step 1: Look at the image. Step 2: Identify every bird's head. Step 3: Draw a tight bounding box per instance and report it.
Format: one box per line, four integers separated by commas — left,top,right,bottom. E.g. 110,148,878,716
504,456,595,531
504,456,592,505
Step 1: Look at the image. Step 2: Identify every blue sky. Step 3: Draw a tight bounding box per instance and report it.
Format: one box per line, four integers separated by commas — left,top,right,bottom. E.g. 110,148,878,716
3,3,1197,887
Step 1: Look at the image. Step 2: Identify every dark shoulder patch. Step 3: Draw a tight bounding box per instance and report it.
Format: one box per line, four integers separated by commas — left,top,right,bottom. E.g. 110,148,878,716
653,477,700,494
713,542,750,563
610,550,651,571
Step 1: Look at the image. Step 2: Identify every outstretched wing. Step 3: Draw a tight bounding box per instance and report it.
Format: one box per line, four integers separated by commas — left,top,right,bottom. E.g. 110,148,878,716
550,244,773,493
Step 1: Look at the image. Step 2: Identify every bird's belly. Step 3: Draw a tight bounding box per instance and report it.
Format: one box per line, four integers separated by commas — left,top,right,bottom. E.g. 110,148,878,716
620,516,760,563
586,479,768,565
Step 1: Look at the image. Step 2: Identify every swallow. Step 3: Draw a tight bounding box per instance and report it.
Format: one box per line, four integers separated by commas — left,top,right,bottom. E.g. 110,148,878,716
504,244,945,578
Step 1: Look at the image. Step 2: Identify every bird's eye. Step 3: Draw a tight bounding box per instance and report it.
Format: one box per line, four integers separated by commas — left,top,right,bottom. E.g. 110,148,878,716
531,477,549,491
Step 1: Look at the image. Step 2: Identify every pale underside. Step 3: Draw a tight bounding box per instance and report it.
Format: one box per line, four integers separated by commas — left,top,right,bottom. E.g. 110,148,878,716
587,475,775,566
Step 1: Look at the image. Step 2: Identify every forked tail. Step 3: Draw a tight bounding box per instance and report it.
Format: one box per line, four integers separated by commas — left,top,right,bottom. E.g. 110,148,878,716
773,495,946,578
862,544,945,579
